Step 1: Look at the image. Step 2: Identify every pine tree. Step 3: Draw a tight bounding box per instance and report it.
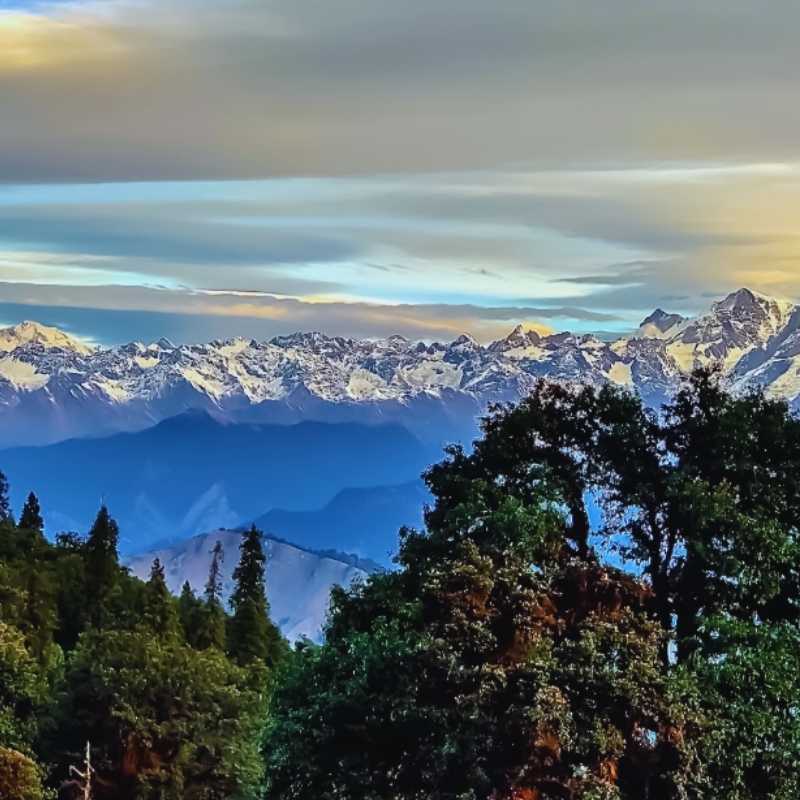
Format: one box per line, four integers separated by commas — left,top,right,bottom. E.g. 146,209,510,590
0,470,13,525
228,526,283,666
205,540,224,606
84,505,120,627
196,541,226,650
144,558,179,639
18,493,43,532
178,581,204,647
22,566,57,665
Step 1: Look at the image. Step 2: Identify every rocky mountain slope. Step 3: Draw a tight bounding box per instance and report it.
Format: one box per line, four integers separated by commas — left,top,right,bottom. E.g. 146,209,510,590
124,529,374,642
0,288,798,449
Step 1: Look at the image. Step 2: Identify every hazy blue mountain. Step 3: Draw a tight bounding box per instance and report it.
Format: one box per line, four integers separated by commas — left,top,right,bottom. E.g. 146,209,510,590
0,411,433,552
252,480,431,565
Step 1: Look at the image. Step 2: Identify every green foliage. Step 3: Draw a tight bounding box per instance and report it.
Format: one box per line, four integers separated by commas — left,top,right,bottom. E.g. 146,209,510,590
687,618,800,800
144,558,180,639
0,621,45,752
266,488,701,799
178,581,206,648
0,746,47,800
56,627,268,799
0,498,284,798
0,469,13,524
266,371,800,800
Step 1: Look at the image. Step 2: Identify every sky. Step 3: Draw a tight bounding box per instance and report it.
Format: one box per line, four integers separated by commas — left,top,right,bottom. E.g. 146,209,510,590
2,1,800,345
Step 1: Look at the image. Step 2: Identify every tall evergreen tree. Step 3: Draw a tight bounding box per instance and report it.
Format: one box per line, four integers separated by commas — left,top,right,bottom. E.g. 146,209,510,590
0,470,13,525
144,558,179,639
228,526,283,666
18,493,43,533
178,580,204,648
196,541,226,650
83,505,120,627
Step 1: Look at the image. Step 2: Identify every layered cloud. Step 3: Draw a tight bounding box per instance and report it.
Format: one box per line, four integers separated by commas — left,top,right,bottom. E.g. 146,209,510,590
4,1,800,180
1,2,800,343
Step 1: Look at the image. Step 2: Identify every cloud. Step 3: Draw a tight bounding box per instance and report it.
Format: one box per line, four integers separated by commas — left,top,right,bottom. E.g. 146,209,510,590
3,2,800,181
3,4,800,340
3,163,800,339
0,279,616,344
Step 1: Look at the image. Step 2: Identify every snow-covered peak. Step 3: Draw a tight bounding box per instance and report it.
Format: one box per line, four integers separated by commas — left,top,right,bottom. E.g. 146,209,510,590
663,288,795,372
2,288,800,448
489,324,542,353
0,320,94,355
637,309,687,339
711,287,794,329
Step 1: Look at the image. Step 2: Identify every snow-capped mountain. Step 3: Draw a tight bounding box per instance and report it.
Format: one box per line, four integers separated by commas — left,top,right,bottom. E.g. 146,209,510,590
124,529,374,642
1,288,799,448
0,320,94,355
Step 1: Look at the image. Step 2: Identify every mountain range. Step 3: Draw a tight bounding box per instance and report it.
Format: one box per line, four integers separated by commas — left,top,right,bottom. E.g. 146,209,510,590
252,480,430,564
4,287,800,640
0,289,798,451
0,412,431,554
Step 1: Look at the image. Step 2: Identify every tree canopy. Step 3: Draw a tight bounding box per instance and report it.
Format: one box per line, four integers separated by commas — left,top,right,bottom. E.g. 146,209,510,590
266,371,800,800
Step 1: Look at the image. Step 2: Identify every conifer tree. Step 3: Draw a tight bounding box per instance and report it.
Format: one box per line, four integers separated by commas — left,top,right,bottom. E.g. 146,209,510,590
228,526,282,666
197,541,226,650
18,493,43,533
178,581,204,648
0,470,13,525
22,566,56,664
144,558,179,639
84,505,120,627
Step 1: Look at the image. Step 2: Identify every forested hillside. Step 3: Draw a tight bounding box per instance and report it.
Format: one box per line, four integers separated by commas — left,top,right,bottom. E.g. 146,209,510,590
0,497,285,799
2,370,799,799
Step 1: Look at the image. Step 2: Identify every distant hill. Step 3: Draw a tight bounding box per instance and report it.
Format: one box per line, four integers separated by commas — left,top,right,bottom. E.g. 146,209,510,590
0,411,432,552
253,480,431,565
125,529,375,642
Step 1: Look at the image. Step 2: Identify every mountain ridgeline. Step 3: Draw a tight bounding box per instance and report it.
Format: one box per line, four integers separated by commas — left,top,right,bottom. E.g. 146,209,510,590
0,289,799,451
0,413,432,553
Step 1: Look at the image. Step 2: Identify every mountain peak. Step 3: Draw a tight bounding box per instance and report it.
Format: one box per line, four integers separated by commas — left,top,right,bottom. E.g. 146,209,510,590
0,320,94,355
636,309,687,339
449,333,479,348
489,323,543,352
710,287,794,326
714,287,762,312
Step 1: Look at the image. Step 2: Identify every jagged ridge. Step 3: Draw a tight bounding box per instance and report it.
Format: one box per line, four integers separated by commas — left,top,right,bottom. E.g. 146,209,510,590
0,288,798,448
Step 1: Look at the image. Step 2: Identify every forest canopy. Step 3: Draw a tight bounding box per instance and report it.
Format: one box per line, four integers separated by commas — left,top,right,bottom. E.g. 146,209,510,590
266,370,800,800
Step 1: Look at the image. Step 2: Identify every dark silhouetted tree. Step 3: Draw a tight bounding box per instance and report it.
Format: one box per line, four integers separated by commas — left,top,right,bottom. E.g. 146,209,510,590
178,581,205,648
83,505,120,627
0,471,13,525
196,541,226,650
18,493,43,533
144,558,179,639
228,526,283,666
